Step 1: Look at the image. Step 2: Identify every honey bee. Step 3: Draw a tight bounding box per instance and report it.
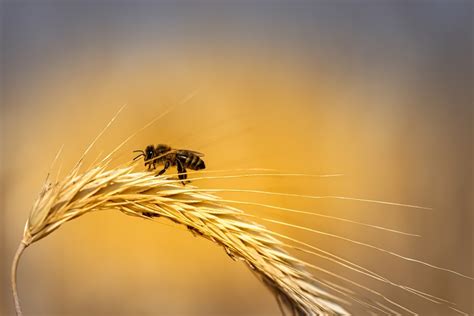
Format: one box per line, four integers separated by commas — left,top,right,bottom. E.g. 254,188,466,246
133,144,206,184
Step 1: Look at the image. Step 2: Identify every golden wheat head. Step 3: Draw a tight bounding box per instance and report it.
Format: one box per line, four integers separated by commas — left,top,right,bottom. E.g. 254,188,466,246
12,157,349,316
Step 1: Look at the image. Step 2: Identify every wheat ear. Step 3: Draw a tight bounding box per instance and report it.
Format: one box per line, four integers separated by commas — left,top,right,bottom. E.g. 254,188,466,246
11,158,351,316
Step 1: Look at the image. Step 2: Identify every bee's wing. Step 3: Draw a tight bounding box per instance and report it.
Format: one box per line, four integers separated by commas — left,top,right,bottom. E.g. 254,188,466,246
190,150,205,157
177,149,205,157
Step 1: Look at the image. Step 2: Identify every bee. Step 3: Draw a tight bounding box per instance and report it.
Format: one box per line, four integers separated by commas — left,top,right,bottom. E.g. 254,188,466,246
133,144,206,184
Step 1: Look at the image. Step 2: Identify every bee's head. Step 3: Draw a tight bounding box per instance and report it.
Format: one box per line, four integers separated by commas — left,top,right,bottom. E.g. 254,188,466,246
145,145,155,161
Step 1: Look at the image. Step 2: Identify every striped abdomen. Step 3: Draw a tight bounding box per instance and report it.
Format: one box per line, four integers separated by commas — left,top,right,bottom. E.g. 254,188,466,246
177,151,206,170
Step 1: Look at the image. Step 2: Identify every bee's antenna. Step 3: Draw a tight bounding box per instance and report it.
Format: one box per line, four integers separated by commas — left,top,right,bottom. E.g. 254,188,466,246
133,150,145,161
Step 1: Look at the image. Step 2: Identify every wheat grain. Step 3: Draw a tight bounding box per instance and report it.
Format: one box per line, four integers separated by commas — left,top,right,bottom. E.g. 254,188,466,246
11,158,352,316
13,159,471,315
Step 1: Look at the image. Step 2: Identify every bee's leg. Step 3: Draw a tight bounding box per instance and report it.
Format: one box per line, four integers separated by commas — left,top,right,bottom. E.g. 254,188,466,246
187,225,203,237
156,160,170,176
146,160,157,171
187,225,197,237
143,211,160,218
176,159,188,185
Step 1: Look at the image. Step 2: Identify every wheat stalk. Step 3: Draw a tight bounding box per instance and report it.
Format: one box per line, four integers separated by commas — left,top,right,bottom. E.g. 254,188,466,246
11,158,352,316
11,162,471,316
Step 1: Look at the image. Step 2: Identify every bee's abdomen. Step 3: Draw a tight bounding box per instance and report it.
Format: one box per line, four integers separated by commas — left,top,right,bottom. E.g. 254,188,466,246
195,158,205,170
184,154,206,170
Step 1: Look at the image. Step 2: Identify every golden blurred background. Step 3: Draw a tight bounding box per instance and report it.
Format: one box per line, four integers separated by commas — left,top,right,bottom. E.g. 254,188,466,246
1,2,472,315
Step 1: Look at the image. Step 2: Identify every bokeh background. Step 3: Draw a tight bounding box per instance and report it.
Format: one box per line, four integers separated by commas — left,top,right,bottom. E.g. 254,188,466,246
1,1,472,315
